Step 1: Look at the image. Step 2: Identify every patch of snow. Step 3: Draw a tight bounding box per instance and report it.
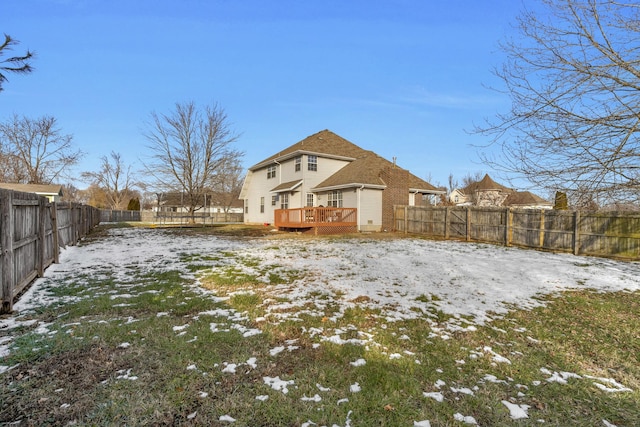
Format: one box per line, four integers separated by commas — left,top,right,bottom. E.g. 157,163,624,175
423,392,444,402
264,376,294,394
502,400,530,419
350,382,361,393
540,368,581,384
453,413,477,425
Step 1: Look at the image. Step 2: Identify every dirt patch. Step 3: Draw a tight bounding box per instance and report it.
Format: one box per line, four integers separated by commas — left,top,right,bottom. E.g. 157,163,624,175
0,344,129,425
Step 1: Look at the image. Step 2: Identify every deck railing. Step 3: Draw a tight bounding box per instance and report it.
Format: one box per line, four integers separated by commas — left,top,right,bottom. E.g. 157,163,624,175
275,207,357,229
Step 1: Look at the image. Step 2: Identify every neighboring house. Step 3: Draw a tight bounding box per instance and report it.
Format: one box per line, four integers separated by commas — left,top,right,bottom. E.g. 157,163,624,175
0,183,64,203
502,191,553,210
154,191,243,214
239,129,444,232
450,174,552,209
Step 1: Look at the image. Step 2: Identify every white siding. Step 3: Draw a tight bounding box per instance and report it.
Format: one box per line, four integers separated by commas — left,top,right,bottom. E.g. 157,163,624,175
358,188,382,232
241,154,351,224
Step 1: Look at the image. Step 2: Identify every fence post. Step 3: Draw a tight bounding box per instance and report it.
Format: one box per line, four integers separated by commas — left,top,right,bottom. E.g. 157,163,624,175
51,202,60,263
573,210,581,255
539,210,545,249
444,207,450,239
505,208,512,247
1,190,15,313
466,207,472,241
37,197,46,277
404,206,408,234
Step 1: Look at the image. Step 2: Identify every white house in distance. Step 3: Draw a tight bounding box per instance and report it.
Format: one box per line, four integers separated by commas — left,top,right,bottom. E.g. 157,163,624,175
449,174,552,209
240,130,444,233
0,183,64,203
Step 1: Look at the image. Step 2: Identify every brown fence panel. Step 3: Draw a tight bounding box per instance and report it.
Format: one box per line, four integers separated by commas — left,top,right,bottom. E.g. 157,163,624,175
394,205,640,260
470,208,505,244
0,190,100,313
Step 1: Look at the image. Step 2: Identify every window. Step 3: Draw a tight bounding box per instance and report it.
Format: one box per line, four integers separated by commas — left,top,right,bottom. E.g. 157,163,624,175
271,195,277,206
295,156,301,172
327,190,343,207
244,200,248,213
308,155,317,171
260,197,265,213
280,193,289,210
267,165,276,179
306,193,314,207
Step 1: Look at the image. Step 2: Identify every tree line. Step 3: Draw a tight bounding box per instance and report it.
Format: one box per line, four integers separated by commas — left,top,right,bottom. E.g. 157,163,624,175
1,34,244,219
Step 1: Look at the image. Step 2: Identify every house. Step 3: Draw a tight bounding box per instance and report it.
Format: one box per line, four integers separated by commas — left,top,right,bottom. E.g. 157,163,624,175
450,174,552,209
502,191,553,210
0,183,64,203
239,130,444,233
153,191,243,214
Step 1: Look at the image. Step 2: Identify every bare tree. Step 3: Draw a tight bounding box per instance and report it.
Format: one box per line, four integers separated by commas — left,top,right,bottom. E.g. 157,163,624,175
81,151,136,210
0,115,82,184
0,34,34,92
475,0,640,207
210,156,244,215
142,101,243,222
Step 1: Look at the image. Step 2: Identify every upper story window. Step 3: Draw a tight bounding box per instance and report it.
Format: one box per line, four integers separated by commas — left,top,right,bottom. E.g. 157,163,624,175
308,155,317,171
295,156,301,172
267,165,276,179
271,195,277,206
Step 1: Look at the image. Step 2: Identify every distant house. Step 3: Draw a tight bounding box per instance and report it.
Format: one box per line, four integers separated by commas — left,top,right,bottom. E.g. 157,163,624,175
239,129,444,232
450,174,551,209
503,191,553,210
0,183,64,203
154,191,243,214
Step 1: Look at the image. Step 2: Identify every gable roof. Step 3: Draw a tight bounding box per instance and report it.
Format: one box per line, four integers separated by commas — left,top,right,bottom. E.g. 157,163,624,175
503,191,551,207
461,174,512,194
271,180,303,193
249,129,368,170
312,152,441,193
0,183,63,196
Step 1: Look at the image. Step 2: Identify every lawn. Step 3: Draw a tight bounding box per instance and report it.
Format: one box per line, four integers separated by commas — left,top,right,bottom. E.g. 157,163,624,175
1,224,638,426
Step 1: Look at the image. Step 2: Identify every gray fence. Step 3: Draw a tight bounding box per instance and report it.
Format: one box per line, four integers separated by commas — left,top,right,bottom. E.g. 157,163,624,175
140,211,243,224
0,189,101,313
100,209,142,222
394,205,640,260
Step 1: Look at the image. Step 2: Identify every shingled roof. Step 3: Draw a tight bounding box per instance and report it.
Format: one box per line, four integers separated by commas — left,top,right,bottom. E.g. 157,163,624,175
0,183,63,196
461,174,513,194
313,151,440,192
503,191,551,207
249,129,369,170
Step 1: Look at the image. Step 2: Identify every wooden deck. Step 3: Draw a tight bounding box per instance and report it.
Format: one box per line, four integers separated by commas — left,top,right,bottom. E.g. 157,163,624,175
274,207,357,235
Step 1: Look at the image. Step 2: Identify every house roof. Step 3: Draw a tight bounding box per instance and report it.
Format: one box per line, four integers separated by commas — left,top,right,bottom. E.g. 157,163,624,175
461,174,512,194
0,183,63,196
249,129,369,170
271,180,303,193
503,191,551,207
312,152,441,193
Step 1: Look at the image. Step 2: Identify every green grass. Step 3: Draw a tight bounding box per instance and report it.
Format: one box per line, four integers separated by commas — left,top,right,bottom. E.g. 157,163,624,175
1,230,638,426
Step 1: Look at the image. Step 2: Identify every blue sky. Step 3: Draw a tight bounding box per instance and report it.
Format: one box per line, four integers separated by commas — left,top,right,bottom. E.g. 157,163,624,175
1,0,525,190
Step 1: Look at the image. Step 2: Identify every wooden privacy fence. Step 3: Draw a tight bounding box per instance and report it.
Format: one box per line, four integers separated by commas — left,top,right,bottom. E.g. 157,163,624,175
1,189,101,313
394,205,640,260
141,211,244,224
100,209,141,222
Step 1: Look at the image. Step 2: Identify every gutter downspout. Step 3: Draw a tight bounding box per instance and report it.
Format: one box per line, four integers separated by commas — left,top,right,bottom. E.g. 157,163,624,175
357,185,365,231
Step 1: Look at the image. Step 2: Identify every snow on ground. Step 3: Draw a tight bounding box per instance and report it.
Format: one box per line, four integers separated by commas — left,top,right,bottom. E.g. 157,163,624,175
1,227,639,425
